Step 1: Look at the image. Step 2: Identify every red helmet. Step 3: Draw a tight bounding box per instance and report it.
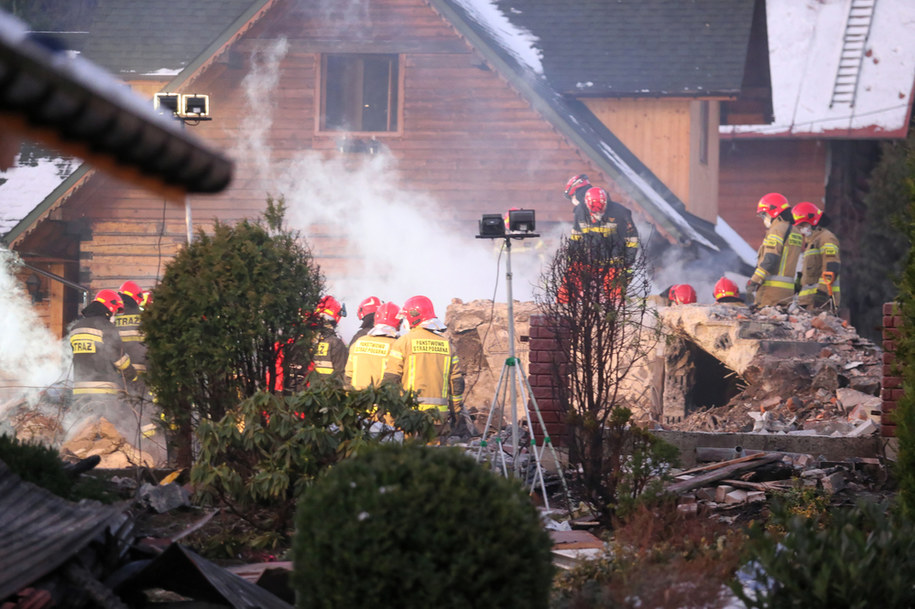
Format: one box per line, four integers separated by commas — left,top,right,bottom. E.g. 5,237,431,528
756,192,789,218
669,284,697,305
564,174,591,200
94,289,124,316
713,277,739,301
374,301,401,327
791,201,823,227
357,296,382,320
398,295,436,328
584,187,608,216
317,295,346,324
119,280,145,304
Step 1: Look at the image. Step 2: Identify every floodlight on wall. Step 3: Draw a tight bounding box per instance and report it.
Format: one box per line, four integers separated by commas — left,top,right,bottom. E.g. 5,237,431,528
181,94,209,118
153,92,180,116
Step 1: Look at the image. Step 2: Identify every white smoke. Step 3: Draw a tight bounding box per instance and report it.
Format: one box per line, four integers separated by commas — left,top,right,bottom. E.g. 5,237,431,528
234,38,551,340
0,247,72,423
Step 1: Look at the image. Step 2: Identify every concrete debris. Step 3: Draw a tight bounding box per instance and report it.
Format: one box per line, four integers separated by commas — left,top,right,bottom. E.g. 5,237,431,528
137,482,191,514
655,303,882,436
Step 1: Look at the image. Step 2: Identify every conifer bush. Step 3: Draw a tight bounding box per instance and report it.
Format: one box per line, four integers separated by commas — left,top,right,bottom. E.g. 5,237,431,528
292,443,554,609
144,197,322,466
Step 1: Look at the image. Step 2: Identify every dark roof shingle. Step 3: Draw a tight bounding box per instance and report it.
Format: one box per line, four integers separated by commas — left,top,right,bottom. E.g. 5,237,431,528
494,0,756,96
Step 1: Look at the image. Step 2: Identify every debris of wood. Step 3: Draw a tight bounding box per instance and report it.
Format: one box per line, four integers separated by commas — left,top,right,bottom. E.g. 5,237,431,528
666,453,783,494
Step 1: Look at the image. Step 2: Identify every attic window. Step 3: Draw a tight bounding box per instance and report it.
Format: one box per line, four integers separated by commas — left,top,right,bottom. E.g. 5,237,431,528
319,54,400,133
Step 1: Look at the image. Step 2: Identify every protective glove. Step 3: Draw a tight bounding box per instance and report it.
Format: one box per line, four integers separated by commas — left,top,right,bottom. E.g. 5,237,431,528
745,280,759,302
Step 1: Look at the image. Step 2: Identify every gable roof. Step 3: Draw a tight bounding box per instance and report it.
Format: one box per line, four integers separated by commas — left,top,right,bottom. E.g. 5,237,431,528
4,0,756,270
42,0,260,78
487,0,758,97
433,0,763,254
723,0,915,139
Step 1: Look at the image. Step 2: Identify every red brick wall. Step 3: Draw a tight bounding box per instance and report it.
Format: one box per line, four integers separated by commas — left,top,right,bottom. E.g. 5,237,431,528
527,314,567,445
883,302,902,437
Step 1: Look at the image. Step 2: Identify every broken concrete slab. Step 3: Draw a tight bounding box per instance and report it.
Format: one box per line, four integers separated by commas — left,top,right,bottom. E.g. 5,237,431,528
655,430,880,468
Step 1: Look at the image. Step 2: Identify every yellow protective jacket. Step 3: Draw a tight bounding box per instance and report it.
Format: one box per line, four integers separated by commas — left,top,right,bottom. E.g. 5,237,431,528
750,217,803,307
383,326,464,412
68,308,135,395
799,226,841,309
345,331,397,390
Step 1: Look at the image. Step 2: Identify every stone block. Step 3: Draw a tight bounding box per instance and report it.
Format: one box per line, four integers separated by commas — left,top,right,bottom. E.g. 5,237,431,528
725,489,748,504
821,471,846,494
715,485,735,503
747,491,766,503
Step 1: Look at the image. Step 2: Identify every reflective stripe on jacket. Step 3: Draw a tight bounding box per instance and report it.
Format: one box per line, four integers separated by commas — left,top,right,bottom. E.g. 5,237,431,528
312,325,348,378
799,227,841,308
69,313,133,390
114,299,147,372
751,217,803,307
345,334,396,390
383,326,464,410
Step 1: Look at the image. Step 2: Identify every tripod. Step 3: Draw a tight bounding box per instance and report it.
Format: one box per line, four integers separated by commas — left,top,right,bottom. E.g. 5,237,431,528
473,234,570,511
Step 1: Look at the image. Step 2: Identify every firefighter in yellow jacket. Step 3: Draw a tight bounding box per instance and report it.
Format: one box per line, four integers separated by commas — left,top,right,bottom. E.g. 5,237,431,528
747,192,804,307
383,295,464,423
345,301,401,390
792,201,841,311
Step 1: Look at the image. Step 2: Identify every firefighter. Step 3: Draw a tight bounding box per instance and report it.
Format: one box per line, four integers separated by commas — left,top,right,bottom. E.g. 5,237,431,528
349,295,383,346
572,186,639,255
383,295,465,430
563,173,591,207
746,192,804,308
68,290,139,450
713,277,745,305
310,295,349,381
662,284,697,305
113,280,148,388
792,201,841,312
345,301,400,390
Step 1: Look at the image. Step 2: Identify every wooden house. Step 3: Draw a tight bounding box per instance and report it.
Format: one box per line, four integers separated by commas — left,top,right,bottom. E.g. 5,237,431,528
1,0,770,338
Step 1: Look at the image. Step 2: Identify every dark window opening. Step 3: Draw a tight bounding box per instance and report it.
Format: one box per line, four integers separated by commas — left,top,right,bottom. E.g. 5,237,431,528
691,343,743,409
321,54,399,133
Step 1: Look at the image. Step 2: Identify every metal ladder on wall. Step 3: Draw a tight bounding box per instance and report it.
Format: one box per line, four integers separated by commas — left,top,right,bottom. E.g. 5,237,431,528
829,0,877,108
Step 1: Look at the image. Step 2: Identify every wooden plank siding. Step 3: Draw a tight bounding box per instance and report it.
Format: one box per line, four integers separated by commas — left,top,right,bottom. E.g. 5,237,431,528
719,139,828,250
17,0,677,331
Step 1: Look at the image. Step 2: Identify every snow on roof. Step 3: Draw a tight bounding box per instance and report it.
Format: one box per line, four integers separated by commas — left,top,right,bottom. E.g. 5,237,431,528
451,0,543,75
0,151,78,238
723,0,915,138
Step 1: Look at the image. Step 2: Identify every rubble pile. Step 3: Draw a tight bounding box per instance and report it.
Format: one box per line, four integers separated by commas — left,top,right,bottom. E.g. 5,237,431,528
445,298,538,424
660,303,883,435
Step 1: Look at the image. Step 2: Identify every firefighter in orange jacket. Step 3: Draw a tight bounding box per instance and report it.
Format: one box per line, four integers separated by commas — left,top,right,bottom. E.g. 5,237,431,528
345,301,401,390
383,295,464,423
310,295,349,381
792,201,841,311
747,192,804,308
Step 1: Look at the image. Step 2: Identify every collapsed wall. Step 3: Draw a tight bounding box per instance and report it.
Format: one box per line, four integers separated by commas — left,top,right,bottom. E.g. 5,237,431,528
651,303,883,435
448,299,883,441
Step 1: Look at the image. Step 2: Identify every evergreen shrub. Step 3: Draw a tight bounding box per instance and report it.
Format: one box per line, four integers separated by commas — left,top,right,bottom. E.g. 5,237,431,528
292,443,554,609
0,434,113,502
731,500,915,609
